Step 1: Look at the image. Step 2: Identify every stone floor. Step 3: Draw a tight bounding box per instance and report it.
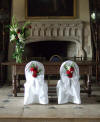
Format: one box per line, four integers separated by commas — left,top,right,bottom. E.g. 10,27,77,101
0,84,100,122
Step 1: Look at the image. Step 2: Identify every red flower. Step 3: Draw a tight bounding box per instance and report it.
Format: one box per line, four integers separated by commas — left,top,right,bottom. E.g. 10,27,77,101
28,25,31,28
66,70,71,75
17,29,21,34
16,36,18,40
30,67,35,71
32,72,37,77
30,67,38,77
33,70,38,74
68,73,73,78
66,70,73,78
70,67,74,72
30,65,41,78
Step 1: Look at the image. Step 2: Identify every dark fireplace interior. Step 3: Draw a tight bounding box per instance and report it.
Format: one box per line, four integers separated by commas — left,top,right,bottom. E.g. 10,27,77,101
24,41,76,61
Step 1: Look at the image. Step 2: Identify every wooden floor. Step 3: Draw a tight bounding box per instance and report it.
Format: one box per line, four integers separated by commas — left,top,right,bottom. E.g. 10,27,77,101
0,84,100,122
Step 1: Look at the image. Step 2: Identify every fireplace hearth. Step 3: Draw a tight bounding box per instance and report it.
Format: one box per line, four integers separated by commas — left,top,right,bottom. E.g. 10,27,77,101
24,41,76,61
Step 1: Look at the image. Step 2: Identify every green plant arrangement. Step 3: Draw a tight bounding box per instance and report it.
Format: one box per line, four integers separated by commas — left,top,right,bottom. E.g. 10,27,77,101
9,16,31,63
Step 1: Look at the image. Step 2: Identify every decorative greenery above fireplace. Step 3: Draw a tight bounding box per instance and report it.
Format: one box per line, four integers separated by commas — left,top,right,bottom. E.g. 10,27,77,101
25,0,76,19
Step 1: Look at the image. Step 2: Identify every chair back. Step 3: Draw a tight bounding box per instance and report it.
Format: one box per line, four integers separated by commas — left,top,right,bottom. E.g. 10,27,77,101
25,61,45,80
60,60,79,80
25,61,44,75
49,55,62,62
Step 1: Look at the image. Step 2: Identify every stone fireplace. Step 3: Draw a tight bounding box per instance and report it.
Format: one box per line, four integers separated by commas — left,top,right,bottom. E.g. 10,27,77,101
23,20,92,61
24,41,77,60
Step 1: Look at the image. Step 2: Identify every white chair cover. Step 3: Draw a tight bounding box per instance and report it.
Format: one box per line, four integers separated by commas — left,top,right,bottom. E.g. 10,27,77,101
24,61,48,105
57,60,81,104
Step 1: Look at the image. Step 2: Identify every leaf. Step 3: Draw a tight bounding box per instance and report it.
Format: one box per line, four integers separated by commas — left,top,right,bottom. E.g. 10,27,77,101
64,64,67,70
12,16,18,27
22,21,31,32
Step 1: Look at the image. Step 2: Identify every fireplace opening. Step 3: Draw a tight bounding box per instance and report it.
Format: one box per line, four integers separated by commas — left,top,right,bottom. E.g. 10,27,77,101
24,41,77,61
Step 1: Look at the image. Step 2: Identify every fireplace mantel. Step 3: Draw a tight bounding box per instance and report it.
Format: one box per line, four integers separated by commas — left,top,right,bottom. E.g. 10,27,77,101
24,20,85,58
27,20,83,43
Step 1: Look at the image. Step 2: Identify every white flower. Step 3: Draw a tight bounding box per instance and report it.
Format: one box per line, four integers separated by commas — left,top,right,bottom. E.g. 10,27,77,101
67,66,71,70
10,26,18,32
65,65,70,70
18,33,25,42
10,34,16,42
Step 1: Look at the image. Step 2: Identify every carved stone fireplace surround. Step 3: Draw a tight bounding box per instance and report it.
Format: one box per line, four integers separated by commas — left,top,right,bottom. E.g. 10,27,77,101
23,20,86,59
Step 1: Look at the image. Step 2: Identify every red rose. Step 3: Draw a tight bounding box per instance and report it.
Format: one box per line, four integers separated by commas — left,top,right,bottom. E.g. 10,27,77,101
17,31,20,34
70,67,74,72
16,36,18,40
30,67,35,71
33,70,38,74
28,25,31,28
33,72,37,77
17,29,21,34
66,70,73,78
68,73,73,78
66,70,71,75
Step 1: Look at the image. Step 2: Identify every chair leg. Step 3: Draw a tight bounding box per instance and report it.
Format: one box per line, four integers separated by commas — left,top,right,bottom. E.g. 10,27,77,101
17,75,21,92
13,75,17,97
87,74,92,97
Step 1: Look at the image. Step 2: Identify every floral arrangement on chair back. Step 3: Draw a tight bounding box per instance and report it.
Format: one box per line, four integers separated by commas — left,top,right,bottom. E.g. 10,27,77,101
9,16,31,63
64,63,74,78
30,64,42,77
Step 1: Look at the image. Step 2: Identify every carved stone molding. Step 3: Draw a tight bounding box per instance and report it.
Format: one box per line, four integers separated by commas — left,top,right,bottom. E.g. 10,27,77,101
28,21,83,43
22,20,85,57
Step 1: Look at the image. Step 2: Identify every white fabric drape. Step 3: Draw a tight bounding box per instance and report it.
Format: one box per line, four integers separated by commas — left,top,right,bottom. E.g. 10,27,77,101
24,61,48,105
57,60,81,104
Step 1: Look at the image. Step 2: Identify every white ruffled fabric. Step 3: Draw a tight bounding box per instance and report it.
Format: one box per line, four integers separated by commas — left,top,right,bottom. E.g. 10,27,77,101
24,61,48,105
57,60,81,104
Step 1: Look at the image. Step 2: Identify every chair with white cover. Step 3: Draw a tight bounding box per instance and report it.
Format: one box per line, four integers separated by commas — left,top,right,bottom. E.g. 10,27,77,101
24,61,48,105
57,60,81,104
